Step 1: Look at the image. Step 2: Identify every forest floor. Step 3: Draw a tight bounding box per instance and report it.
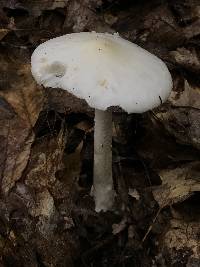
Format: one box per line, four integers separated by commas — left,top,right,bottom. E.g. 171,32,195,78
0,0,200,266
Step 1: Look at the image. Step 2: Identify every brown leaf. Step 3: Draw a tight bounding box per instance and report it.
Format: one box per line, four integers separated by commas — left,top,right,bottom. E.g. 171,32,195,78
74,120,93,133
155,79,200,149
156,108,200,149
112,218,127,235
1,71,43,126
169,48,200,73
183,19,200,40
30,189,55,218
0,123,34,194
25,126,66,190
128,188,140,200
46,87,92,114
0,29,10,41
16,0,69,17
62,140,83,183
0,48,44,194
137,114,199,169
170,79,200,109
63,0,112,33
104,13,118,26
153,162,200,207
161,217,200,261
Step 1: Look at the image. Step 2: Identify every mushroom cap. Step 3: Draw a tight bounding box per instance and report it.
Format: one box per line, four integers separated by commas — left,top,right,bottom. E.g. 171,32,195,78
31,32,172,113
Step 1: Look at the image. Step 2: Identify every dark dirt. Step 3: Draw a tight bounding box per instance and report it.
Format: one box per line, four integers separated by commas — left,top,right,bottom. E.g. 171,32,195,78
0,0,200,266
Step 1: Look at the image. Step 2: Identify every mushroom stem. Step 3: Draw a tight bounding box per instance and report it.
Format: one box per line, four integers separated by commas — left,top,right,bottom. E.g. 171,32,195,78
93,109,115,212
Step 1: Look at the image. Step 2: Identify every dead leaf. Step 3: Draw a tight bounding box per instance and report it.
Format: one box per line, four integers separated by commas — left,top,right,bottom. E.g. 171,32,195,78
183,19,200,40
62,140,83,183
137,114,199,169
25,126,66,190
156,108,200,149
128,188,140,200
30,189,55,218
46,87,92,114
161,217,200,260
104,13,118,26
1,66,45,126
169,48,200,73
13,0,69,17
153,162,200,207
74,120,93,133
170,79,200,109
155,79,200,150
63,0,112,33
63,216,75,230
0,48,44,194
112,218,127,235
0,29,10,41
0,124,34,194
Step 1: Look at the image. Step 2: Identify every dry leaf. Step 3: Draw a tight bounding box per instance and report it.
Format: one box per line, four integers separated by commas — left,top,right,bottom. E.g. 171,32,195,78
74,120,93,133
128,188,140,200
0,124,34,194
155,79,200,149
63,0,112,33
104,13,118,26
112,218,127,235
169,48,200,73
153,162,200,207
30,189,55,218
183,19,200,40
14,0,69,17
156,108,200,149
170,79,200,109
0,29,10,41
0,64,45,126
161,218,200,260
46,87,92,114
62,140,83,182
63,216,75,230
25,127,66,190
0,48,44,194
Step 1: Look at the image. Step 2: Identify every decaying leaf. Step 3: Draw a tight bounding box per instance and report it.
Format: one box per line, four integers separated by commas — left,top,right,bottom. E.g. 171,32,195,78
143,5,181,46
170,79,200,109
159,108,200,149
153,162,200,207
0,49,44,194
112,218,127,235
63,216,74,230
63,0,112,33
169,48,200,73
104,13,118,26
25,126,66,190
183,18,200,40
0,124,34,194
0,29,10,41
46,87,92,114
161,217,200,262
155,79,200,150
63,140,83,183
30,189,55,218
128,188,140,200
74,120,93,133
1,0,69,17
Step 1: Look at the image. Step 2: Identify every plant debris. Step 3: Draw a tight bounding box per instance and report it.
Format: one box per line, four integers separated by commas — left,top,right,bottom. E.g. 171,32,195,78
0,0,199,266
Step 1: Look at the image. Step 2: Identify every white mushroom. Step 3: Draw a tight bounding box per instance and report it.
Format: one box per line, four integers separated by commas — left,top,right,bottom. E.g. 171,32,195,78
31,32,173,212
